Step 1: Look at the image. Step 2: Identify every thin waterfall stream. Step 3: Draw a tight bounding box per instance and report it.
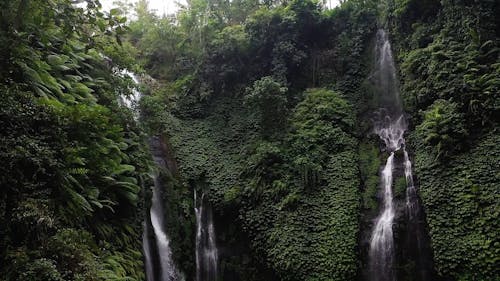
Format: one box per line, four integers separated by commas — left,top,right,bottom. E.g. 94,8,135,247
147,140,184,281
367,29,434,281
121,71,183,281
195,191,219,281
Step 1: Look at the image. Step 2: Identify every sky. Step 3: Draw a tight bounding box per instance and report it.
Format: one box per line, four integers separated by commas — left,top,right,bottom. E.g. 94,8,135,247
100,0,341,16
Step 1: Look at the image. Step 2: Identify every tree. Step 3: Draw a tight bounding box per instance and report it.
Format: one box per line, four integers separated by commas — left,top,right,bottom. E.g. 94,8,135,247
245,76,288,138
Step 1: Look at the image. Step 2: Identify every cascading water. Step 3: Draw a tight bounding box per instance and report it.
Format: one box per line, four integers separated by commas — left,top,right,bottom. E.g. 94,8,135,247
402,143,434,281
368,29,434,281
403,150,417,218
194,191,219,281
147,148,183,281
369,113,406,281
120,71,183,281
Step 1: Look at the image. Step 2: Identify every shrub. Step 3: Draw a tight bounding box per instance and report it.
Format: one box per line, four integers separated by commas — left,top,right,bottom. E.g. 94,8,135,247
416,99,467,158
245,76,288,138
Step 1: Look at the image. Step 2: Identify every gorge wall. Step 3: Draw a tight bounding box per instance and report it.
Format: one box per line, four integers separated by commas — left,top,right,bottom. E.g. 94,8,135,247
0,0,498,280
138,1,498,280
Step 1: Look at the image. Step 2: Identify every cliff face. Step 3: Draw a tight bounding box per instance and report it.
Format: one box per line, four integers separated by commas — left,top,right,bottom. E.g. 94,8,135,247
2,0,498,280
389,1,500,279
165,91,362,281
133,1,499,280
139,2,379,280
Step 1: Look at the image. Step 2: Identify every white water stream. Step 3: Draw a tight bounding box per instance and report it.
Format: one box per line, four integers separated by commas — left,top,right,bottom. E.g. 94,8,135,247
369,113,408,281
195,191,219,281
368,29,423,281
121,70,183,281
149,163,183,281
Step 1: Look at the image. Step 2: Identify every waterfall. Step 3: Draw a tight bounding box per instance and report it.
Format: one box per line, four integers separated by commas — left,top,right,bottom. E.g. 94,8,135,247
195,191,219,281
369,151,395,279
369,114,406,281
403,150,417,218
120,71,183,281
403,140,434,281
368,29,433,281
145,128,184,281
368,29,401,281
149,163,182,281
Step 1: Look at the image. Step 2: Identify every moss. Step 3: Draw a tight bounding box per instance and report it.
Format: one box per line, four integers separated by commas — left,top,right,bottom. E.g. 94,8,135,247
390,1,499,279
393,176,407,199
411,132,500,279
359,141,381,211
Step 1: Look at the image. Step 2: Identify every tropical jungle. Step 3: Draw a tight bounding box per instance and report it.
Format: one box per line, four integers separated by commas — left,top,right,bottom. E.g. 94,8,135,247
0,0,498,281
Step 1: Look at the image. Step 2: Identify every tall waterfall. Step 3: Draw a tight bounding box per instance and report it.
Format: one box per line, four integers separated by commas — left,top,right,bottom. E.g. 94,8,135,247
368,29,433,281
195,191,219,281
120,72,183,281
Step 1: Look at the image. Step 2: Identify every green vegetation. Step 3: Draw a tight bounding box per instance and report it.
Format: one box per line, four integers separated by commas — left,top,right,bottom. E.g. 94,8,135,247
416,99,468,159
247,88,360,280
413,130,499,280
0,0,149,280
358,141,380,211
245,76,288,138
388,0,500,279
127,0,378,279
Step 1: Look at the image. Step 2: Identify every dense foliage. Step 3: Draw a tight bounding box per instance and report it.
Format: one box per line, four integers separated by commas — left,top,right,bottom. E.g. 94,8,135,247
241,88,360,280
128,0,378,280
388,0,500,279
125,0,500,280
1,0,498,280
0,0,150,280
